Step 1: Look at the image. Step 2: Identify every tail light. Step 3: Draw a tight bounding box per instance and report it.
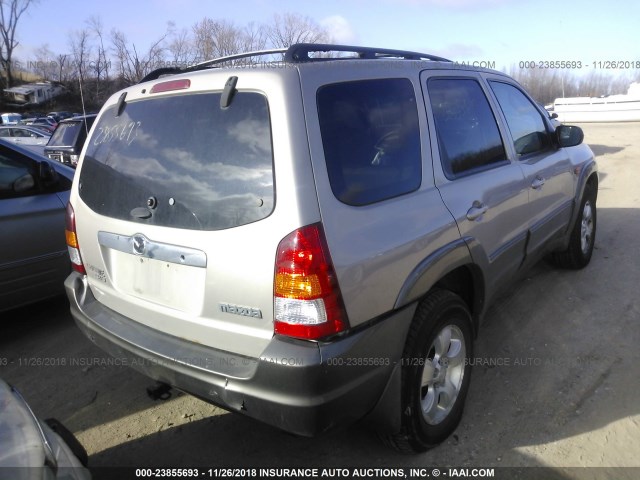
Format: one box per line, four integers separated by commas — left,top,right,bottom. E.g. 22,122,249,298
65,203,86,274
274,223,349,340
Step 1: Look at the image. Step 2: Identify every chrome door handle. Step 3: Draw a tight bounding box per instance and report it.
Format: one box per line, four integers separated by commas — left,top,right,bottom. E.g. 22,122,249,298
466,202,488,221
531,177,546,190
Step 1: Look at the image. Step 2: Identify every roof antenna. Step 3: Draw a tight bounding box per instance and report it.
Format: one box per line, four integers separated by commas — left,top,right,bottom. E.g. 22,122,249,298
78,75,89,136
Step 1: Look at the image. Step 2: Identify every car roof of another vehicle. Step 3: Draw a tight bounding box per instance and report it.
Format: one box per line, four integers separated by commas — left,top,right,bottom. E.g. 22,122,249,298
59,114,97,123
0,137,75,180
0,125,50,135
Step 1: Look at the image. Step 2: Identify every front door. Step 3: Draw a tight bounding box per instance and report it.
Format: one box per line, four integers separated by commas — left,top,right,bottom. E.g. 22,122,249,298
487,80,575,256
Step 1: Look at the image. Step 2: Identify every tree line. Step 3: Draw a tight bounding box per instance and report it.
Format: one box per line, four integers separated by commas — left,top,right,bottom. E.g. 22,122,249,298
1,1,332,110
507,65,639,107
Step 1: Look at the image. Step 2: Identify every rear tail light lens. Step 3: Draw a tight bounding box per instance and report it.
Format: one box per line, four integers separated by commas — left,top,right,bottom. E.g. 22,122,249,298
274,224,348,340
65,203,86,274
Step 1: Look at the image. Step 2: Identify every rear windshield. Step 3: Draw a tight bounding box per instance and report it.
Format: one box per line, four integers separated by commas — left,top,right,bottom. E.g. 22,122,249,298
49,121,82,147
79,92,274,231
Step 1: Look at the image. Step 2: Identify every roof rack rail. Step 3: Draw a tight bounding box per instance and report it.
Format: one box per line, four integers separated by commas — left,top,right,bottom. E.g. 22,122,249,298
185,48,288,71
138,43,451,84
284,43,452,63
139,48,287,84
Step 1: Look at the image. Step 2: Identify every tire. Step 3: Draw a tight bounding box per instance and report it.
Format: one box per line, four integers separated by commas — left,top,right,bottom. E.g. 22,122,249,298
383,290,473,454
552,182,597,269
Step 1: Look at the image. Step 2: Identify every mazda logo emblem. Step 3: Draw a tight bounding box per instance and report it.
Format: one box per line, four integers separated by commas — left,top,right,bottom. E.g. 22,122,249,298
132,234,146,256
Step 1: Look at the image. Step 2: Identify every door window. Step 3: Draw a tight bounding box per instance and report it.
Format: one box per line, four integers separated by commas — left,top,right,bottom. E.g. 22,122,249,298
317,78,422,206
489,81,552,156
428,78,507,178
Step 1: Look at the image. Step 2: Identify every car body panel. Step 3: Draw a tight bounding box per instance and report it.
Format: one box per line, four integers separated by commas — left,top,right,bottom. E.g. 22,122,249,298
0,140,74,312
0,379,90,479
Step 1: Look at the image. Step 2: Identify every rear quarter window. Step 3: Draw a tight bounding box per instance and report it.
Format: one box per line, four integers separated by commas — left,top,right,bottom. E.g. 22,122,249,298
79,92,274,230
317,78,421,206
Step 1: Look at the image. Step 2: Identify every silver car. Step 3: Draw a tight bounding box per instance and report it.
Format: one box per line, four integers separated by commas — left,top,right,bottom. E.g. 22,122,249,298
0,126,51,146
0,139,74,312
65,43,597,453
0,379,90,479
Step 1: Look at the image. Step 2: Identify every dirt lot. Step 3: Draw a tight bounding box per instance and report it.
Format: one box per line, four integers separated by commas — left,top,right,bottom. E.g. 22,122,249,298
1,123,639,479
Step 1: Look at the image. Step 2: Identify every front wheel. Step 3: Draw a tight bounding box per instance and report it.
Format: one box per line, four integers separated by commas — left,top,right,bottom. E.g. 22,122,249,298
552,182,597,269
383,290,473,454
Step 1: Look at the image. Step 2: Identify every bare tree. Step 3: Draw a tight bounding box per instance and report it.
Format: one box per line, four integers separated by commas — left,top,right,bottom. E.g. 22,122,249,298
167,27,195,69
69,29,92,83
67,28,92,110
264,13,329,49
88,17,109,80
509,65,578,105
508,63,636,106
191,18,214,62
31,44,57,80
576,71,629,98
56,53,72,83
192,18,250,62
0,0,36,88
240,22,267,53
87,16,110,103
111,25,170,85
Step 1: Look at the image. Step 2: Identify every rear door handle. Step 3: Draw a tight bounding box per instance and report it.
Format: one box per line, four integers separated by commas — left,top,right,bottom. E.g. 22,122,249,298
531,177,546,190
466,201,488,221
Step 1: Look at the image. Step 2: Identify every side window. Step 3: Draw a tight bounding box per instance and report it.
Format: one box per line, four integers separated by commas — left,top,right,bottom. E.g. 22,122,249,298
0,146,37,199
0,129,9,137
489,81,552,156
428,78,507,178
317,78,421,206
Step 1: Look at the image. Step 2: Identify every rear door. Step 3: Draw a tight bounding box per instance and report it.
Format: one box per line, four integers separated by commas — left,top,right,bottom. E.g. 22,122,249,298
486,79,575,255
421,72,530,299
300,67,460,327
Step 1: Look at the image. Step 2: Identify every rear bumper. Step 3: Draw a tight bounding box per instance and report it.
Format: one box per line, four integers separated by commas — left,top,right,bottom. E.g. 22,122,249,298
65,272,413,436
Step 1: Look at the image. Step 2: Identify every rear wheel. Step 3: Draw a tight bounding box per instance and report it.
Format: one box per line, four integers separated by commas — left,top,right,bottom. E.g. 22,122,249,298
552,182,597,269
384,290,473,453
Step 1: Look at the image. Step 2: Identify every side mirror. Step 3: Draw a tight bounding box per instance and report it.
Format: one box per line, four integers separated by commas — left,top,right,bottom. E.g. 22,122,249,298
13,173,35,193
39,161,59,188
550,112,559,119
557,125,584,148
